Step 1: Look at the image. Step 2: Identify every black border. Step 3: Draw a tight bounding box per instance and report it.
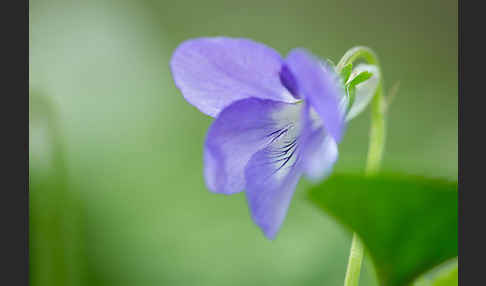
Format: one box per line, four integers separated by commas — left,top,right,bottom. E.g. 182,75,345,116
458,0,481,285
2,0,29,284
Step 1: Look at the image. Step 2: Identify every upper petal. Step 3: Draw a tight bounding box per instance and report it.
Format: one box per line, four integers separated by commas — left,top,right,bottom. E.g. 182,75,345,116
204,98,303,194
170,37,296,117
284,49,346,142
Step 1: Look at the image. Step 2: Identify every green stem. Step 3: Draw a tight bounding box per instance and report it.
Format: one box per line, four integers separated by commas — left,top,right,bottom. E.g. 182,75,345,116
365,82,385,176
344,233,365,286
336,46,387,286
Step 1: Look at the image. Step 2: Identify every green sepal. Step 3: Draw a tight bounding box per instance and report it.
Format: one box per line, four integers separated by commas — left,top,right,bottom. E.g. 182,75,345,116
340,63,353,83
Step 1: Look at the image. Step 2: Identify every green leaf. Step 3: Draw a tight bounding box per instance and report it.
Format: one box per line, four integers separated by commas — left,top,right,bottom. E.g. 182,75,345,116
340,63,353,83
347,70,373,88
308,173,458,286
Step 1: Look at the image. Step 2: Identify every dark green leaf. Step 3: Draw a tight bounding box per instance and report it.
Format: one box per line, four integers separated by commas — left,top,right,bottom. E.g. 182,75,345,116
308,173,457,286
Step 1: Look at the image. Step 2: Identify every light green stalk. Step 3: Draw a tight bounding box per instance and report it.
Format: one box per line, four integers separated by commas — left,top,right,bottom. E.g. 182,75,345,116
336,46,387,286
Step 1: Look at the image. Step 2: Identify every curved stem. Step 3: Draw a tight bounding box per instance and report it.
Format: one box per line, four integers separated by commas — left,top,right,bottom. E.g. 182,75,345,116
336,46,379,70
336,47,387,286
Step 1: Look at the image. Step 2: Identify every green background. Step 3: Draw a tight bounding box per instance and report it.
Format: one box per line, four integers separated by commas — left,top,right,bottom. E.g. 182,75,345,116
29,0,457,285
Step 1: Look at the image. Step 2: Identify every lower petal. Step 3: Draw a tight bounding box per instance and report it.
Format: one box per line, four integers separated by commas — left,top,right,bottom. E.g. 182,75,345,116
243,103,339,239
244,135,303,240
204,98,303,194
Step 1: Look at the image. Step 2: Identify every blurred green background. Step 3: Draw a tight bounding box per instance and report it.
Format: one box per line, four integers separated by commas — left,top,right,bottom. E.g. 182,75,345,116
29,0,457,285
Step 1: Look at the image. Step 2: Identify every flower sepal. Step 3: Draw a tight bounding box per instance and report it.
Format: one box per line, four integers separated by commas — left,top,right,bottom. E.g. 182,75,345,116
338,63,381,121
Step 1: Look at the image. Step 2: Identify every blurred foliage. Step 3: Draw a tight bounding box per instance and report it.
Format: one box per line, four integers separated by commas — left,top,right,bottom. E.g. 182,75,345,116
413,260,458,286
29,0,457,285
29,92,84,286
431,265,458,286
309,174,457,286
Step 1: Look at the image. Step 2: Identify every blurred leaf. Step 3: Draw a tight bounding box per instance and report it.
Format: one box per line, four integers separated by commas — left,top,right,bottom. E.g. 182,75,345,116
308,173,457,286
412,260,457,286
431,265,457,286
30,91,84,286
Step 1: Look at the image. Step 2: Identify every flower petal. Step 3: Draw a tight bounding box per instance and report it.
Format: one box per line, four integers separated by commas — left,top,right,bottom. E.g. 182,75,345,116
170,37,296,117
284,49,346,142
302,131,338,181
297,104,338,181
345,64,380,121
244,134,303,240
244,104,323,239
204,98,303,194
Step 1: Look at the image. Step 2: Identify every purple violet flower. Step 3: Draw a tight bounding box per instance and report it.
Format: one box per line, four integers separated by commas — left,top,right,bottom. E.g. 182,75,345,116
170,37,347,239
